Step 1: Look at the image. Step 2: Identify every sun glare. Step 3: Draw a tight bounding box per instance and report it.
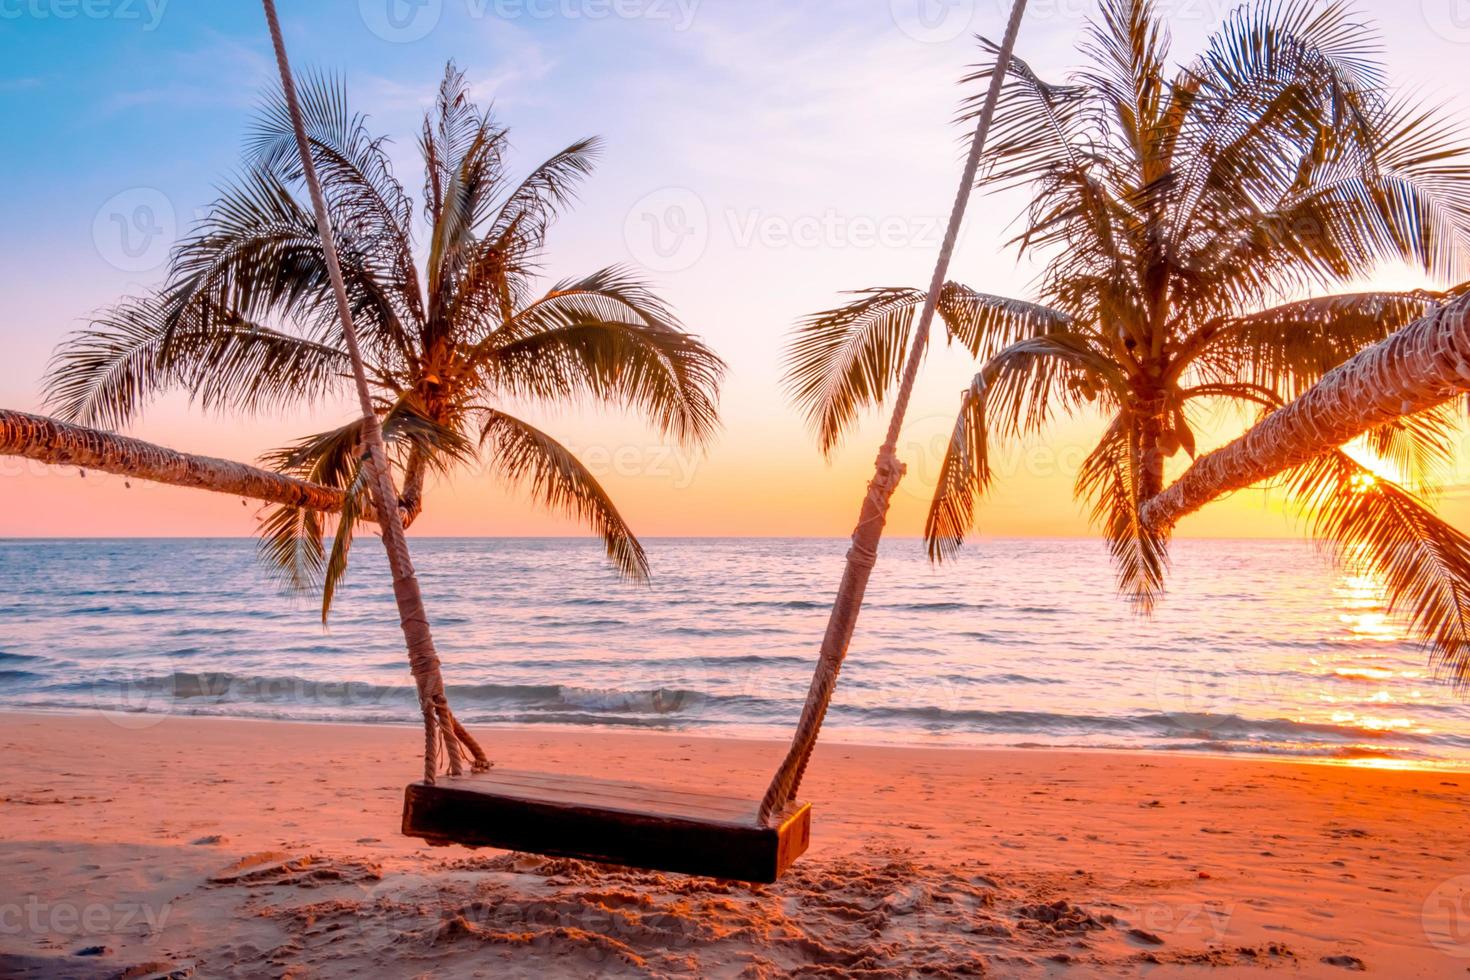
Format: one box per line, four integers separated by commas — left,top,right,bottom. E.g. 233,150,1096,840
1342,438,1405,488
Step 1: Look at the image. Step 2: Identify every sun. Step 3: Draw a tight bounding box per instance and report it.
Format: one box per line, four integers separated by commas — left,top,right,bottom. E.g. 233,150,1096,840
1341,437,1405,489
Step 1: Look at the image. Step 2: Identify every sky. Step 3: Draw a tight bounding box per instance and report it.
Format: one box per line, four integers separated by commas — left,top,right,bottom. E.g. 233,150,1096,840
3,0,1470,540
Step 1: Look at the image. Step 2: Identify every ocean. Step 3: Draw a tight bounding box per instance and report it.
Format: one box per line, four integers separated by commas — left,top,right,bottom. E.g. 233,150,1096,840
3,536,1468,769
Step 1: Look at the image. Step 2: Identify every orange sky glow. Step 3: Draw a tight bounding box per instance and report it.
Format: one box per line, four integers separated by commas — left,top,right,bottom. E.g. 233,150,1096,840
5,1,1470,541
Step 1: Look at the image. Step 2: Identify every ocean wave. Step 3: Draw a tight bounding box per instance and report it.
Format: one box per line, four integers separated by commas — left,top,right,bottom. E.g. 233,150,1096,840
60,671,750,720
831,704,1470,748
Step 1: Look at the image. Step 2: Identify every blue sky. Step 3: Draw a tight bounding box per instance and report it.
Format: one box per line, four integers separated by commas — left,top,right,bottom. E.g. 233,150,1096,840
4,1,1470,538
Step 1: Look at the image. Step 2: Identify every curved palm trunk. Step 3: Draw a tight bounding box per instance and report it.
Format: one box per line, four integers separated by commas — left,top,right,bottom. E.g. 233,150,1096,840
1142,293,1470,530
758,0,1029,824
398,446,429,527
261,0,485,781
0,408,359,515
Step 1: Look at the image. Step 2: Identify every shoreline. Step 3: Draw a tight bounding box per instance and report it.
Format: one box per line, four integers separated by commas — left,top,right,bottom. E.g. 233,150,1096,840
3,710,1469,976
6,704,1467,775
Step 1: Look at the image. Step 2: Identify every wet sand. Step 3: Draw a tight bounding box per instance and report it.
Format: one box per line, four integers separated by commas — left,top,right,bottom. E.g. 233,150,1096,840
1,711,1467,977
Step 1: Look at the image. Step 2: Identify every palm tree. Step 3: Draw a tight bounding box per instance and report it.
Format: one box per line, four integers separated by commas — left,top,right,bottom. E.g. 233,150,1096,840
0,407,352,513
786,1,1470,666
46,63,724,616
1138,290,1470,684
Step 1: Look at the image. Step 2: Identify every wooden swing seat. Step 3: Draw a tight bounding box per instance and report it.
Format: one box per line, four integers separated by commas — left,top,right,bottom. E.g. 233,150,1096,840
402,769,811,883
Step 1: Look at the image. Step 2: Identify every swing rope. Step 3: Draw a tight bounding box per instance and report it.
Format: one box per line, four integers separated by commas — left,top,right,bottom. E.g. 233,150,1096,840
758,0,1028,824
261,0,1025,812
261,0,489,783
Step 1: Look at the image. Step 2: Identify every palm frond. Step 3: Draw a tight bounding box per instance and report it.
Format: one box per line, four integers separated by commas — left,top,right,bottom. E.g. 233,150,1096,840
923,334,1119,559
246,69,422,324
960,38,1091,188
1077,412,1169,612
484,137,602,255
1287,450,1470,688
783,287,927,455
320,457,371,623
480,267,725,447
168,166,416,370
44,295,351,428
257,398,473,612
479,410,648,580
936,282,1073,361
925,378,989,561
1194,289,1453,396
1361,404,1459,491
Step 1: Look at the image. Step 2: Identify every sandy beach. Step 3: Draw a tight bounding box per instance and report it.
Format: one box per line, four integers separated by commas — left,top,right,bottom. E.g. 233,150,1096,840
0,711,1465,977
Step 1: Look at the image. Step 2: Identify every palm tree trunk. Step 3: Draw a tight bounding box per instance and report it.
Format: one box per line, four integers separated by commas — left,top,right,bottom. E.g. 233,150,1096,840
1142,293,1470,530
261,0,485,781
0,408,358,514
398,446,428,527
757,0,1029,824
